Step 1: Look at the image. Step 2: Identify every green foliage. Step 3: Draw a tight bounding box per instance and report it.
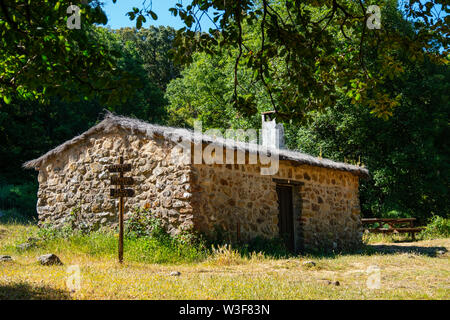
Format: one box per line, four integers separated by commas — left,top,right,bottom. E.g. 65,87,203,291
124,207,209,262
364,216,450,243
420,216,450,239
114,26,181,90
292,58,449,222
92,26,171,123
162,0,449,120
384,210,407,219
125,207,168,240
0,98,104,184
1,0,448,120
165,52,261,130
0,1,137,105
124,236,207,264
0,209,31,224
0,182,37,221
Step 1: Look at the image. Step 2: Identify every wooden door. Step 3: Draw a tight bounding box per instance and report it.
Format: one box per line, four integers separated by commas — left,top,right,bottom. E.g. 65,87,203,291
276,185,295,252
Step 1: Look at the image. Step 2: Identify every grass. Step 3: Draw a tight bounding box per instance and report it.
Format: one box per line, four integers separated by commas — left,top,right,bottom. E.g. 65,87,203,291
1,223,208,265
0,223,449,300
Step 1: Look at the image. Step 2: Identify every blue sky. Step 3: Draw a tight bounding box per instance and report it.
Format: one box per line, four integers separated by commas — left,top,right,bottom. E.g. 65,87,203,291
102,0,215,30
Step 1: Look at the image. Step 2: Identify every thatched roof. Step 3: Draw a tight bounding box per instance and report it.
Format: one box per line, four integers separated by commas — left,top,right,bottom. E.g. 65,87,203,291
23,113,369,177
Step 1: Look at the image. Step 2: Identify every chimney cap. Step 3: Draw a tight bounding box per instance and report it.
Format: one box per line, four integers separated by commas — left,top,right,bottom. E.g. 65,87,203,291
261,110,276,121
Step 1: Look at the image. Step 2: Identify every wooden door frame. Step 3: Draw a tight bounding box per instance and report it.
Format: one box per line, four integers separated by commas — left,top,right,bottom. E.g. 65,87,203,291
276,184,295,253
274,178,304,253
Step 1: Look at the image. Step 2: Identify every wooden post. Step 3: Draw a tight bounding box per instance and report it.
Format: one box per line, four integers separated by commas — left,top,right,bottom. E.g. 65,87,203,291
118,156,124,263
107,156,134,264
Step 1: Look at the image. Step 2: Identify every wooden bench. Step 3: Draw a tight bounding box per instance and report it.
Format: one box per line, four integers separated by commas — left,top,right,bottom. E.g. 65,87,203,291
361,218,424,240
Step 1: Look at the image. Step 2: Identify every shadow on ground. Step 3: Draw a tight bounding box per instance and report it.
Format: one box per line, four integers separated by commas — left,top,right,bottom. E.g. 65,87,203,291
0,282,72,300
298,242,448,258
364,244,447,257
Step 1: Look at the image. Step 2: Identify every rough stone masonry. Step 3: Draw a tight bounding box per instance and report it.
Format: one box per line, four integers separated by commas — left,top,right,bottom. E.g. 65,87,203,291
25,113,369,252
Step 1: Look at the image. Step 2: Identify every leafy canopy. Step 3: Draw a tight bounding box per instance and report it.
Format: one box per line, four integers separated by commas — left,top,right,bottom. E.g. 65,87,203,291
129,0,448,121
1,0,448,120
0,0,138,105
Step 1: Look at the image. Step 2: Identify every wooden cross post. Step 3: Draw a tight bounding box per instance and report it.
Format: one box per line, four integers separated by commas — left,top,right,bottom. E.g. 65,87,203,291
108,157,134,263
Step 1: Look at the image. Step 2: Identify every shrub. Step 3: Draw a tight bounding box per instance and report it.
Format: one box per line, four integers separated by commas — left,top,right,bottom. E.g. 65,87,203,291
0,208,34,224
385,210,410,219
420,216,450,239
36,221,79,240
125,207,168,240
0,182,37,221
123,207,208,263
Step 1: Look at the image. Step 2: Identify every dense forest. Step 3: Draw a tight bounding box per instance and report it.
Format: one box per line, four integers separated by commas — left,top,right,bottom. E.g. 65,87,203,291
0,1,448,224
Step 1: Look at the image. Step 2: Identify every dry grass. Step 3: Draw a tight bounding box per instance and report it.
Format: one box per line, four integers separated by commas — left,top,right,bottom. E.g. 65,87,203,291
0,224,449,300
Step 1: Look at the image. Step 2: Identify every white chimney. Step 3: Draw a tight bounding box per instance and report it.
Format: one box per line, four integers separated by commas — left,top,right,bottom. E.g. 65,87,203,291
261,111,285,149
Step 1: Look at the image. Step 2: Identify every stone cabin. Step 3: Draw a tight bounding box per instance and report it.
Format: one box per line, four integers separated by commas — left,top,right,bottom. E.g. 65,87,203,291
24,113,369,252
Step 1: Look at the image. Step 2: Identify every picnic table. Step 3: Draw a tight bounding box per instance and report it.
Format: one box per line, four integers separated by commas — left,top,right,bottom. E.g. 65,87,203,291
361,218,424,240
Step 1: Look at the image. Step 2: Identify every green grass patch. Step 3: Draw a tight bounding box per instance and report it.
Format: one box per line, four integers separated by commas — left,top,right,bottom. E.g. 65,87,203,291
6,228,208,265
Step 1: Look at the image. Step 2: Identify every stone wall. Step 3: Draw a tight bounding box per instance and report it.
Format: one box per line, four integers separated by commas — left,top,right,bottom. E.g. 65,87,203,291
36,129,193,234
288,164,362,251
36,132,362,251
191,163,280,241
191,156,362,252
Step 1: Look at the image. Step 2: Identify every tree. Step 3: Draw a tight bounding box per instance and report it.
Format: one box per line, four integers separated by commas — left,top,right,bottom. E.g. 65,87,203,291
114,26,181,91
291,57,449,222
0,26,169,219
105,27,169,123
0,0,138,105
127,0,449,121
2,1,447,120
165,52,263,130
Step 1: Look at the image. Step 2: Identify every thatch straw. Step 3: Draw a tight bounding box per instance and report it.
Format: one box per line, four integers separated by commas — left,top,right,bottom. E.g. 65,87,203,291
23,113,369,177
